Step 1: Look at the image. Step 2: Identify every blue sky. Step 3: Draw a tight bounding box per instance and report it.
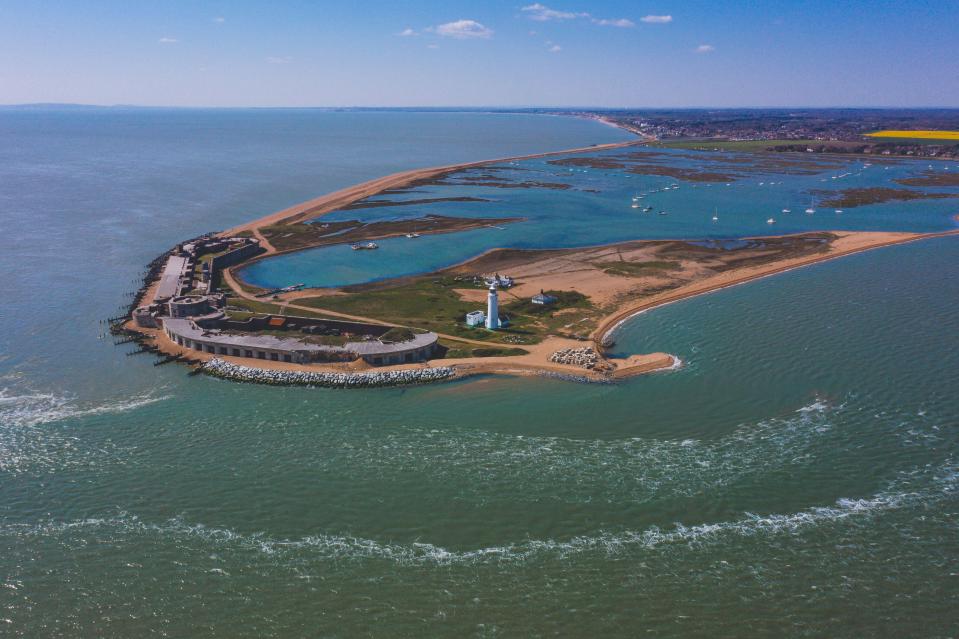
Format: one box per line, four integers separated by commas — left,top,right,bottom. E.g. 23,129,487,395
1,0,957,107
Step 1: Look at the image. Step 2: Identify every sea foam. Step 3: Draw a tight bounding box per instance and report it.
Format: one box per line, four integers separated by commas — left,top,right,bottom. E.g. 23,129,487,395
5,461,953,566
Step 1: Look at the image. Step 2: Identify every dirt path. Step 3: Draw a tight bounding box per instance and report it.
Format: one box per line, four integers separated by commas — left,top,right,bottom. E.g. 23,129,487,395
221,267,513,348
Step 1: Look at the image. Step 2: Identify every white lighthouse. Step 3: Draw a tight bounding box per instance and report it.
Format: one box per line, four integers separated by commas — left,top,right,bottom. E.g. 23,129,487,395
485,282,500,330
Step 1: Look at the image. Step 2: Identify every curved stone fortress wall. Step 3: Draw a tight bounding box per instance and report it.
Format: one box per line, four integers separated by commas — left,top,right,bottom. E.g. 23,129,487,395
210,240,262,270
162,314,438,366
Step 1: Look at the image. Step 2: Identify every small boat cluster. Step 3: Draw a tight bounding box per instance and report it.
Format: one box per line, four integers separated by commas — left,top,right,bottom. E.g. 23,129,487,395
201,358,455,388
351,242,379,250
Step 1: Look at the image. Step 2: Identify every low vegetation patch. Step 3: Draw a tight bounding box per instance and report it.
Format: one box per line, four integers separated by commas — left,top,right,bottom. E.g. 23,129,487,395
593,260,681,278
259,215,523,252
626,164,735,182
437,339,528,359
895,171,959,187
225,297,330,319
379,326,416,343
816,187,957,208
500,291,598,340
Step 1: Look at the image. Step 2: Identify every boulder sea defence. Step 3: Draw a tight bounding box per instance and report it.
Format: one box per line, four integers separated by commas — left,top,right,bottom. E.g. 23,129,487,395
201,358,456,388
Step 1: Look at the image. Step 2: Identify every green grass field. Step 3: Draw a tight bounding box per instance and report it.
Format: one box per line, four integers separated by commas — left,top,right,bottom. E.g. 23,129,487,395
655,139,822,151
297,278,597,344
438,338,529,359
225,297,332,320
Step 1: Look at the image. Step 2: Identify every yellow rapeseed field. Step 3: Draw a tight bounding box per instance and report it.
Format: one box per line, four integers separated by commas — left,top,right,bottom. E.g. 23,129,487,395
865,130,959,140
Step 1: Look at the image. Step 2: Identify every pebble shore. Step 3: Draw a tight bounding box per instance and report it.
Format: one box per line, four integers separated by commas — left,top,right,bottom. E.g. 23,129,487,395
538,371,614,384
548,347,600,369
201,358,455,388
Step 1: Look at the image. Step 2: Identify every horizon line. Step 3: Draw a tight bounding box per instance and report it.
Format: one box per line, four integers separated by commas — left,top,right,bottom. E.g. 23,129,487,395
3,102,959,111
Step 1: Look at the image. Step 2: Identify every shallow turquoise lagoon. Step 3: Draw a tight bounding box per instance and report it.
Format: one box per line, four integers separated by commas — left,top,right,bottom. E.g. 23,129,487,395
241,148,959,289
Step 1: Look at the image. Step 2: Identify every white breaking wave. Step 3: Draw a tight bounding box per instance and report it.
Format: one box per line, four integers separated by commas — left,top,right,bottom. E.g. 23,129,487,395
0,388,171,429
797,397,831,413
0,389,172,473
5,462,954,565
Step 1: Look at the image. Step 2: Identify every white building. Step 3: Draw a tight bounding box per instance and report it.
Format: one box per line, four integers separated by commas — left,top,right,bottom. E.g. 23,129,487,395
485,284,500,330
531,290,558,305
465,310,486,327
485,273,513,289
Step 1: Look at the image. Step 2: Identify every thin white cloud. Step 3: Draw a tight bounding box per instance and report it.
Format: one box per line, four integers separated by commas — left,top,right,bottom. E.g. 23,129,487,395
521,4,634,28
213,16,225,24
266,56,293,64
521,3,583,21
397,27,418,37
433,19,493,39
641,15,673,23
427,43,440,49
695,44,715,53
158,37,178,44
592,17,634,27
548,44,562,53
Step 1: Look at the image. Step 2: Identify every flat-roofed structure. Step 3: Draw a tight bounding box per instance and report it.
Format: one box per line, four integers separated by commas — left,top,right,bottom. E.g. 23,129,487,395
162,317,438,366
154,256,191,303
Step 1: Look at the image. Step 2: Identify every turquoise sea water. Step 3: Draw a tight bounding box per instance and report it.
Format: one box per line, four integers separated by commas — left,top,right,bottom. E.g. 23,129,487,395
1,109,958,637
241,146,959,289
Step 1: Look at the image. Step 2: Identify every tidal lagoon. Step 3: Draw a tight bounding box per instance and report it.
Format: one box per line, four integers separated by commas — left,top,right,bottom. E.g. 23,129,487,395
1,108,957,637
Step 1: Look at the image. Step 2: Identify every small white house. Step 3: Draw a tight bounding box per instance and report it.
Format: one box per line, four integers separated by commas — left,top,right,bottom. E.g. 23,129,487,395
531,291,558,305
465,310,486,327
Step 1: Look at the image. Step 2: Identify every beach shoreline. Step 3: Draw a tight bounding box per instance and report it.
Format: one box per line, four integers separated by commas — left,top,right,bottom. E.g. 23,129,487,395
221,136,647,249
593,227,959,348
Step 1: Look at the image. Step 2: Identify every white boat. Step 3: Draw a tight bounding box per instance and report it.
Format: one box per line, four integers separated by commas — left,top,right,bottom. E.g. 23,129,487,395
766,218,775,224
631,203,640,209
835,209,843,214
351,242,379,250
405,232,420,238
782,208,791,214
805,199,815,214
712,206,718,222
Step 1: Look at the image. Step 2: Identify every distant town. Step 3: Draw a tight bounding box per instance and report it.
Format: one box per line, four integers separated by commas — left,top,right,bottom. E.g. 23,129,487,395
560,108,959,159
